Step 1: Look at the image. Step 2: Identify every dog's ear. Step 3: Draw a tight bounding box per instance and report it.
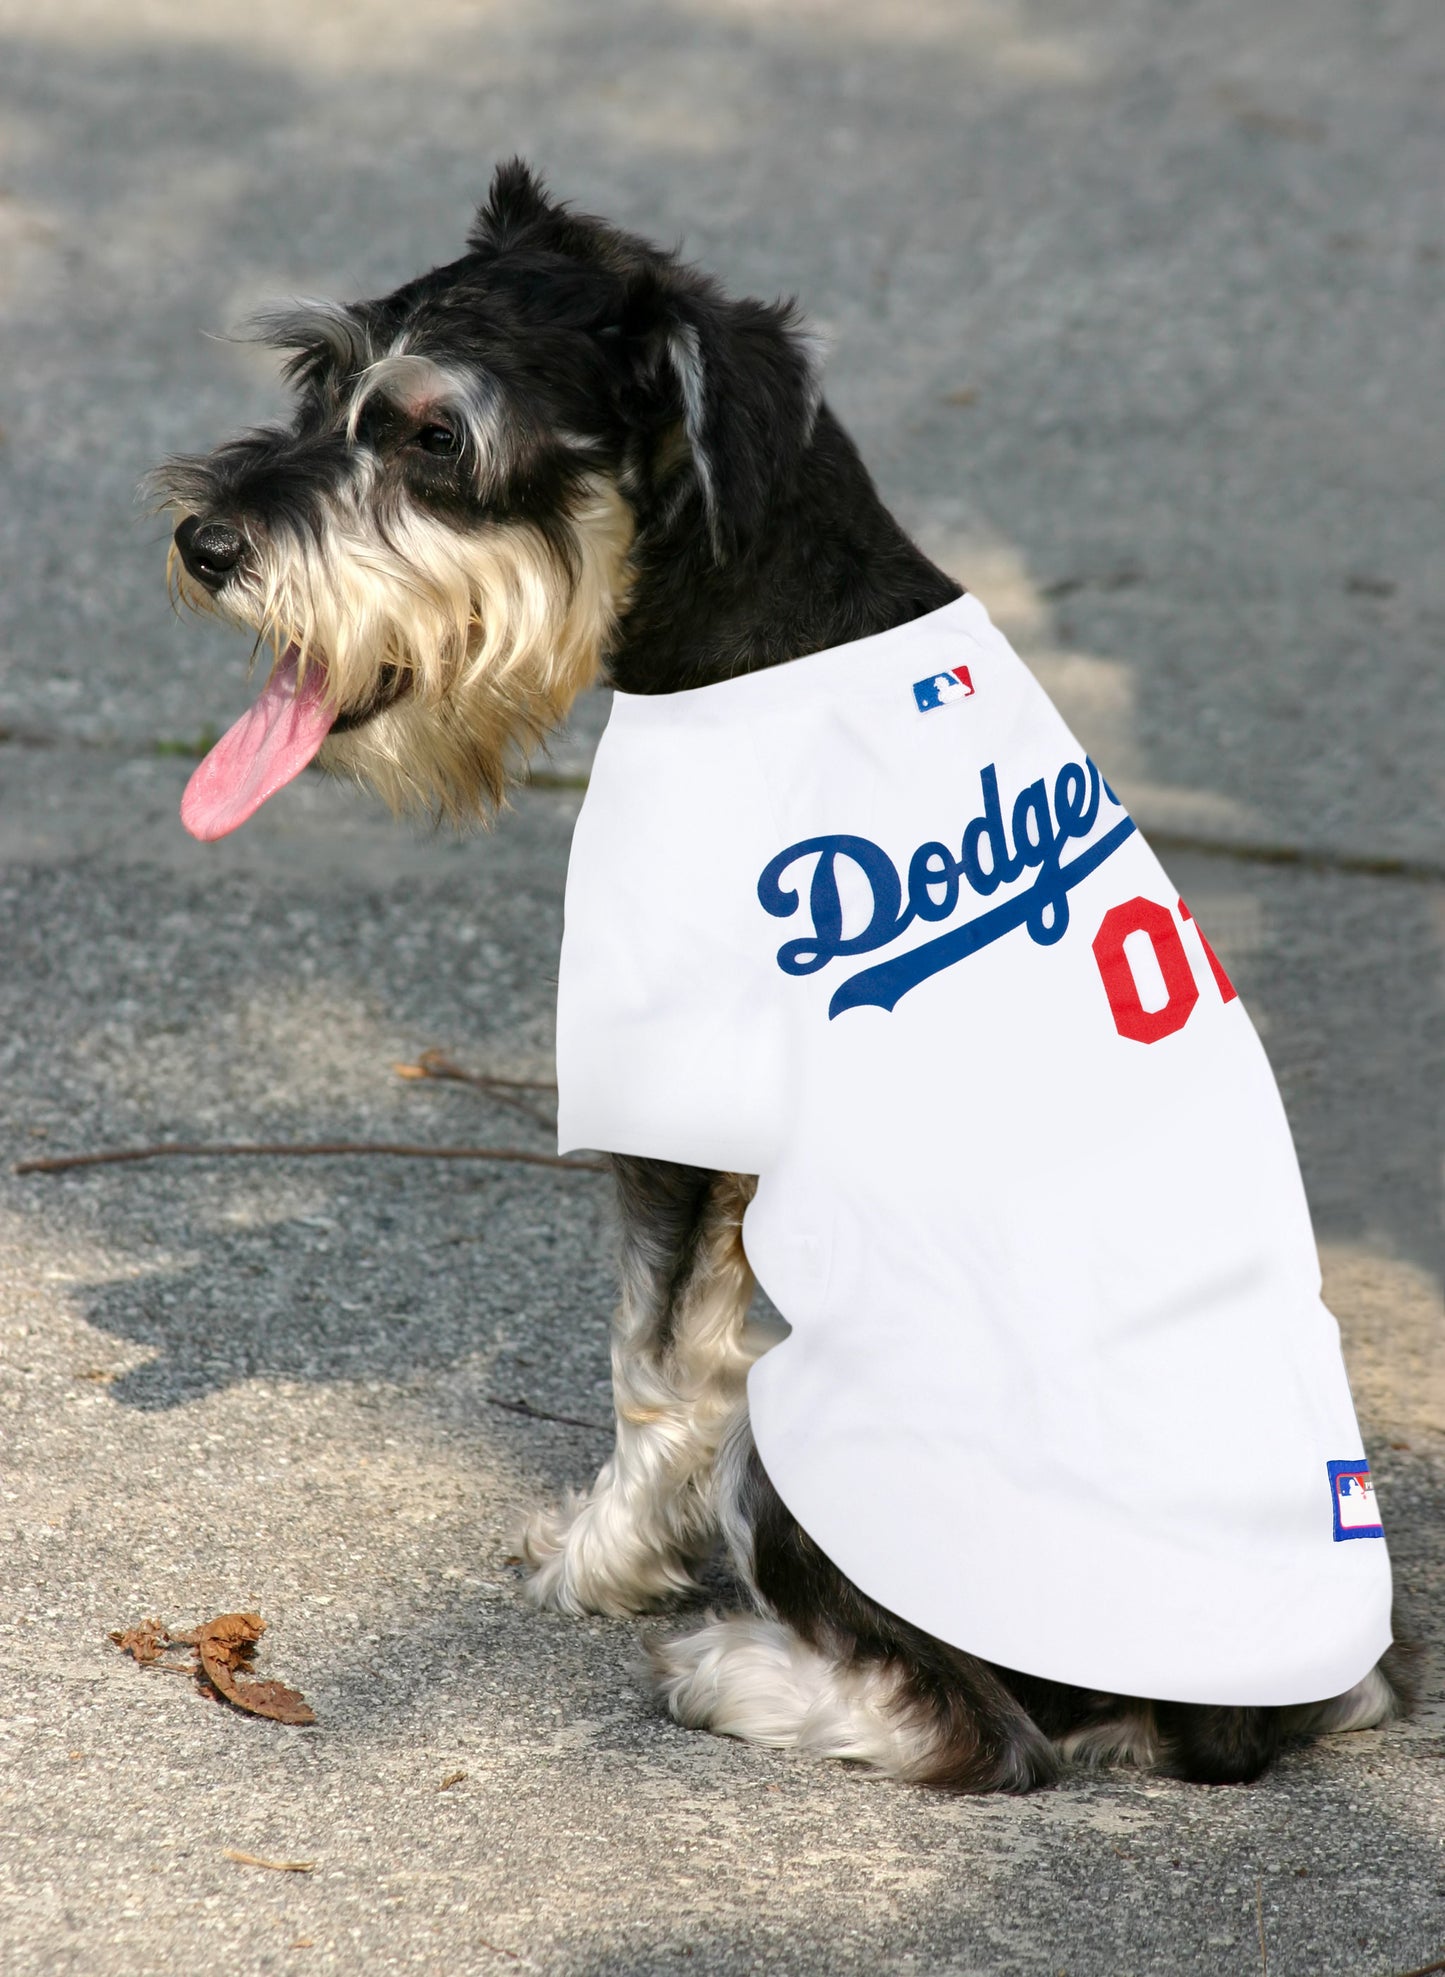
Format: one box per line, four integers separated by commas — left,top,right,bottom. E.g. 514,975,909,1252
468,159,560,251
650,279,824,562
469,160,635,273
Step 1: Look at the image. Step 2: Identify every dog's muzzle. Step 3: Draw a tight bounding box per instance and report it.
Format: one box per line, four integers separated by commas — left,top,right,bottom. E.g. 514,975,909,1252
174,515,246,591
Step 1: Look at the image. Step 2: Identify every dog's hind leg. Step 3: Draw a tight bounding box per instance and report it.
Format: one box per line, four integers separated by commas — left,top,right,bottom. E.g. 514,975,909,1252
519,1160,759,1616
1279,1633,1417,1739
1106,1637,1413,1783
1151,1701,1283,1784
650,1414,1058,1792
1154,1629,1415,1782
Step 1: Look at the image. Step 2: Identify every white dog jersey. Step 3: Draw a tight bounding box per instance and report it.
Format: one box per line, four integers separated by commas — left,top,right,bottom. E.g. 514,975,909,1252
555,593,1392,1706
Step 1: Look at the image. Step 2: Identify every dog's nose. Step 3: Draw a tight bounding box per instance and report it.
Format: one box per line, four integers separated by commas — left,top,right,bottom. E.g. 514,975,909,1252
174,515,246,589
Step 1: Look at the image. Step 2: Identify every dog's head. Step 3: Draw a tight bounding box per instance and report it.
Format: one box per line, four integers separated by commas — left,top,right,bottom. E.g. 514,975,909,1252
150,161,821,837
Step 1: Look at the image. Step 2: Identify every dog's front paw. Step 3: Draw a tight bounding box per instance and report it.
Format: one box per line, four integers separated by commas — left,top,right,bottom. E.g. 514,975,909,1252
516,1487,699,1618
516,1492,594,1614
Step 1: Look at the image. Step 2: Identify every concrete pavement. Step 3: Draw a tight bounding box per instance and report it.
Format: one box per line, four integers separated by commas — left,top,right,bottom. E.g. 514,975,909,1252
0,2,1441,1971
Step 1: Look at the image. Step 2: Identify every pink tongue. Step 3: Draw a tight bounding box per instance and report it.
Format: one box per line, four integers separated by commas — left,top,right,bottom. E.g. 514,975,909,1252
181,646,335,841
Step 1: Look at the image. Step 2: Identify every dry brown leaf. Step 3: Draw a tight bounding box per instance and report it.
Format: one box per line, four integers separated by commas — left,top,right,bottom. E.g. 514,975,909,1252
109,1619,170,1664
221,1848,315,1874
207,1664,317,1726
439,1770,468,1790
196,1619,314,1726
173,1611,266,1661
110,1611,316,1725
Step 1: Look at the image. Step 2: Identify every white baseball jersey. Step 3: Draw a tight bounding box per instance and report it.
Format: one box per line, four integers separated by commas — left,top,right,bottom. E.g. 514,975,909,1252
556,593,1392,1706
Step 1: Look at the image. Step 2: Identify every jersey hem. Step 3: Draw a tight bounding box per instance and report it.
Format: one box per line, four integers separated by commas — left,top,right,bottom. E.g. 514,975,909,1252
747,1436,1394,1709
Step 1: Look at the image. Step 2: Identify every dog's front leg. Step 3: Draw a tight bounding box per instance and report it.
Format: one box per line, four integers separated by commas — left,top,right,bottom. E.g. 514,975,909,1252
519,1158,759,1616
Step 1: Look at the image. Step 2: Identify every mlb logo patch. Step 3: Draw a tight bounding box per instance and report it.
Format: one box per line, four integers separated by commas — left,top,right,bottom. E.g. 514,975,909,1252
1327,1459,1384,1541
912,665,975,712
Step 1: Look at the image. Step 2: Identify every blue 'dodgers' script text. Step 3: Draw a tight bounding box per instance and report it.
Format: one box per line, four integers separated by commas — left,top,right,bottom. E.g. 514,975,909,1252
757,757,1135,1017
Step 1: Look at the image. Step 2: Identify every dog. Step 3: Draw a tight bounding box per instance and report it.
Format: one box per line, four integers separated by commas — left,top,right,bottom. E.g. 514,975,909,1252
151,160,1409,1791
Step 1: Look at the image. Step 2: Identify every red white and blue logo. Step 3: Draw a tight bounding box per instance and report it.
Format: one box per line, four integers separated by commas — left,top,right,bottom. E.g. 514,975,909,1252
913,665,974,712
1327,1459,1384,1541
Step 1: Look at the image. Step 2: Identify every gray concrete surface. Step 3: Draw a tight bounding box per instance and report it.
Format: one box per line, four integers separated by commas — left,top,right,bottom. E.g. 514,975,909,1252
0,1,1441,1972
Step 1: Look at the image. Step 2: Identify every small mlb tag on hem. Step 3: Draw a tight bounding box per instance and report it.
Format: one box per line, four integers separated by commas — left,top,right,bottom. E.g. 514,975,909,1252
913,665,975,712
1327,1459,1383,1541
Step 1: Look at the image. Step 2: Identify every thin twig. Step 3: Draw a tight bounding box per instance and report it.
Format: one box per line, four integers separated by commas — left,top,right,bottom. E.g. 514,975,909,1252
1391,1958,1445,1977
486,1395,610,1433
394,1050,557,1094
14,1142,606,1177
221,1849,315,1874
394,1051,558,1128
1256,1879,1267,1977
462,1085,555,1129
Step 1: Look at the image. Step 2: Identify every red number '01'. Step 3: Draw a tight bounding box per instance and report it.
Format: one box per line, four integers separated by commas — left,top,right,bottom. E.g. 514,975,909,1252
1092,896,1238,1043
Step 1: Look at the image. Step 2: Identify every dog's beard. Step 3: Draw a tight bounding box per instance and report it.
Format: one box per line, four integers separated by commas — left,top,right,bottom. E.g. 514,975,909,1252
170,472,634,824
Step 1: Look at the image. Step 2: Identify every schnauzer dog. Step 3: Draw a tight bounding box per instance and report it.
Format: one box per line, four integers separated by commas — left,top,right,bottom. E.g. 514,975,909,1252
151,161,1406,1791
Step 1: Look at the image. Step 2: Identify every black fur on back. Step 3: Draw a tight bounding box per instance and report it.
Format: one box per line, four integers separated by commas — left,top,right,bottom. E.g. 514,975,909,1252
465,160,961,688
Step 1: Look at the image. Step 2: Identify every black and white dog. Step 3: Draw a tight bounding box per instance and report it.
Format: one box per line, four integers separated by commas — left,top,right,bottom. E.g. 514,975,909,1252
152,162,1406,1790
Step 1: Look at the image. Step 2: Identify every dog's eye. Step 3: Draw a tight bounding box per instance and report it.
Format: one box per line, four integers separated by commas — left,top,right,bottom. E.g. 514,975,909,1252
415,423,461,457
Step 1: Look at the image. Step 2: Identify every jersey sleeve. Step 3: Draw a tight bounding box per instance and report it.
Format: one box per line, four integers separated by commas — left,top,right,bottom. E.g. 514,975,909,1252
554,709,788,1175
